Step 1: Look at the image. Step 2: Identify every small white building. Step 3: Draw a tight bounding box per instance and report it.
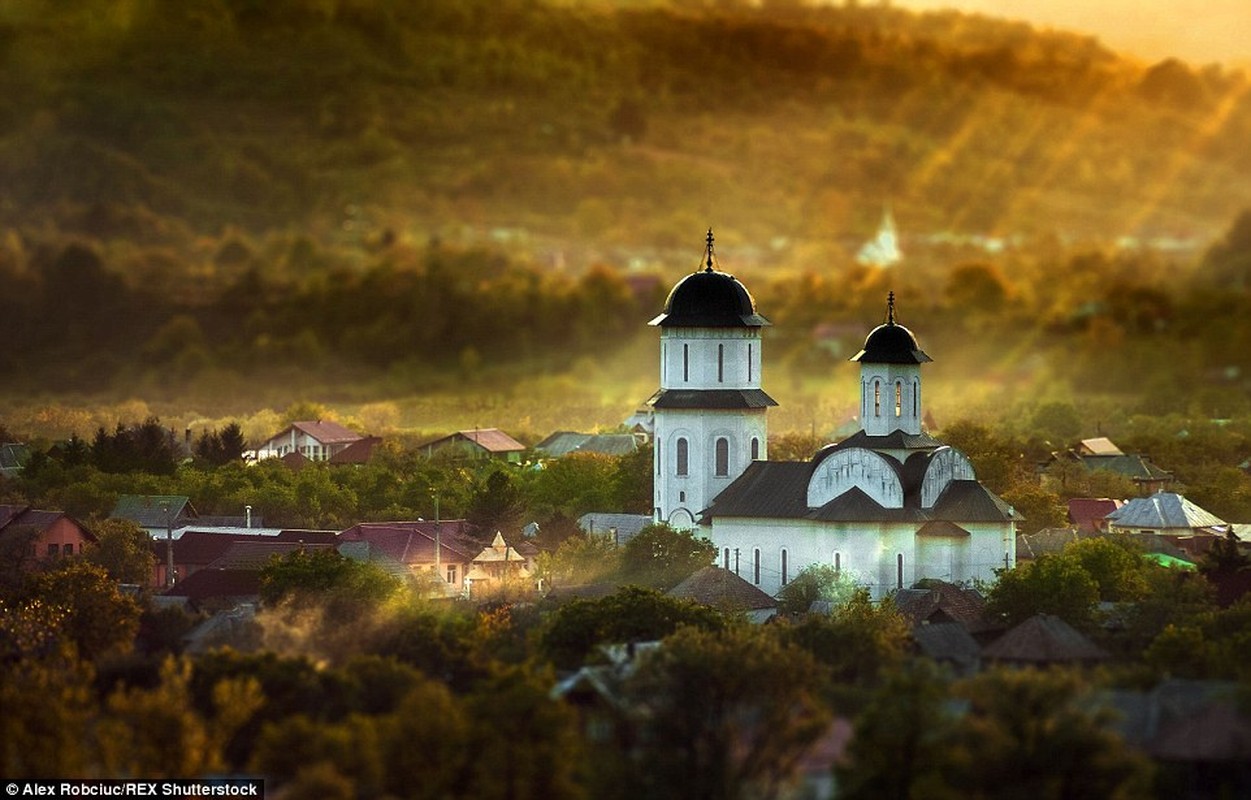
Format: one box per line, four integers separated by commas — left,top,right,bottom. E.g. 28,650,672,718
647,236,1017,599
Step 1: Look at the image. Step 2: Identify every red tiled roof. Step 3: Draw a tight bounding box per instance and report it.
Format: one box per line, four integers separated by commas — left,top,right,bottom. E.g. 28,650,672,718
329,436,383,464
290,420,364,444
338,520,484,565
0,505,95,542
1068,498,1124,533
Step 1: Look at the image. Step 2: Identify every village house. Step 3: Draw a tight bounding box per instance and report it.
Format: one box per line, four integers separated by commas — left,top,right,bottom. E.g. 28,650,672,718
253,420,368,462
419,428,527,463
0,504,96,567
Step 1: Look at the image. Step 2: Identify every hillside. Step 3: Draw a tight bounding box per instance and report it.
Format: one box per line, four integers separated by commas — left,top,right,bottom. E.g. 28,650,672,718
1,0,1248,261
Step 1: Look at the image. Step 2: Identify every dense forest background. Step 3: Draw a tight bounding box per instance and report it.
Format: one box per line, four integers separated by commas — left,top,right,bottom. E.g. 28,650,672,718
3,0,1251,443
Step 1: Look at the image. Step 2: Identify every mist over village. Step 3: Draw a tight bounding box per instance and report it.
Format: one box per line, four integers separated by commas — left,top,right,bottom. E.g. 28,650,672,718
4,1,1251,798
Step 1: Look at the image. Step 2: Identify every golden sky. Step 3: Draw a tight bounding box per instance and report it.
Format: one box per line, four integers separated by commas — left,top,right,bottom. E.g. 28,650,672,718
892,0,1251,66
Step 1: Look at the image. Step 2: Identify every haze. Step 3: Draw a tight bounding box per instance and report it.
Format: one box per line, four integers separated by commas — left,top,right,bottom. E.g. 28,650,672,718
894,0,1251,66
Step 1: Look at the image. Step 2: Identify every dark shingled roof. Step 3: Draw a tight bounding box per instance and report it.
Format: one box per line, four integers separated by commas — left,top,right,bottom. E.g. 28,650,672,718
703,463,1014,525
649,389,778,410
668,566,778,613
982,614,1109,664
822,429,944,455
162,568,261,602
649,269,770,329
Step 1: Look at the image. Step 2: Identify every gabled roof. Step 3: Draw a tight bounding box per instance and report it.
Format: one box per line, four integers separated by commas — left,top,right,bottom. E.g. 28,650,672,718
826,429,943,453
911,622,981,671
269,420,363,446
473,531,527,564
421,429,526,454
535,431,591,457
1076,453,1171,482
1105,491,1225,530
536,432,639,458
703,465,1014,524
0,505,96,542
894,581,987,629
111,495,197,528
982,614,1109,664
329,436,383,464
337,520,483,564
1068,498,1124,532
0,443,30,475
668,566,778,613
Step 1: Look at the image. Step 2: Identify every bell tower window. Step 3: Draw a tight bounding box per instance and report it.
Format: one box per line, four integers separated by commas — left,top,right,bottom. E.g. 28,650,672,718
718,344,724,383
874,381,881,417
676,437,689,476
895,381,902,417
715,437,729,477
683,344,689,382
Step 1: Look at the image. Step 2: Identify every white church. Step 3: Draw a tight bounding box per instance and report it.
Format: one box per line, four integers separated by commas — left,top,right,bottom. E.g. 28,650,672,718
648,232,1017,599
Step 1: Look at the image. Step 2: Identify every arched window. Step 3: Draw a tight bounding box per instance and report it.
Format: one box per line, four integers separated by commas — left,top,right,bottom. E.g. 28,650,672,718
913,379,919,417
655,440,661,474
897,553,904,589
895,381,902,417
718,343,725,383
874,380,881,416
723,548,730,570
781,549,789,585
753,548,761,585
833,551,842,580
748,343,753,382
683,344,689,382
750,437,760,460
676,437,689,476
715,437,729,477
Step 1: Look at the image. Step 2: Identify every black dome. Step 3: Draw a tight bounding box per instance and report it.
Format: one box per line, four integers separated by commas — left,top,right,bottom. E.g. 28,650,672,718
649,269,771,328
851,321,932,364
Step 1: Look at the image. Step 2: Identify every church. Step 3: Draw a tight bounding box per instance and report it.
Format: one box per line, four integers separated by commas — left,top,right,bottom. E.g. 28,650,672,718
647,232,1017,599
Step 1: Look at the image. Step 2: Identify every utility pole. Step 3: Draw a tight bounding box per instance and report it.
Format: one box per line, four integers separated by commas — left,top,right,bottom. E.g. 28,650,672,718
432,490,442,584
161,500,174,588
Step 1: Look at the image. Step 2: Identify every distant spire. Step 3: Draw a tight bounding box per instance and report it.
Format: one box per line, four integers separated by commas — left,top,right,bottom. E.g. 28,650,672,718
704,228,715,272
887,291,896,325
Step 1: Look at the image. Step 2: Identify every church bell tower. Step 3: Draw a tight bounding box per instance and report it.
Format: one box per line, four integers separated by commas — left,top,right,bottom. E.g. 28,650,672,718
648,231,776,528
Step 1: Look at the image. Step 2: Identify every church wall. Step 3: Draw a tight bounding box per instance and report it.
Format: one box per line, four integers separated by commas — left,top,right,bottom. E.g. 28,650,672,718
654,408,766,528
710,517,1015,599
660,328,761,390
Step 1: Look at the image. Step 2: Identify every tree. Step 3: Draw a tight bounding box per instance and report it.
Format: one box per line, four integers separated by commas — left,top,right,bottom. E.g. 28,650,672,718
194,422,247,466
776,563,855,615
836,662,962,800
24,561,141,660
778,588,910,686
1062,537,1149,602
467,468,524,535
620,523,716,590
984,555,1100,629
259,548,401,616
532,531,622,589
538,586,723,670
622,625,831,800
946,669,1153,799
84,518,156,585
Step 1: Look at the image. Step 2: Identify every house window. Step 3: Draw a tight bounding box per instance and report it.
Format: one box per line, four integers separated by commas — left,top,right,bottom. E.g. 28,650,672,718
753,548,761,585
723,548,730,569
63,543,74,555
897,553,904,589
751,437,760,460
715,437,729,477
47,544,58,557
781,549,789,585
874,381,881,416
718,343,725,383
676,437,689,476
447,565,457,585
683,344,689,382
895,382,902,417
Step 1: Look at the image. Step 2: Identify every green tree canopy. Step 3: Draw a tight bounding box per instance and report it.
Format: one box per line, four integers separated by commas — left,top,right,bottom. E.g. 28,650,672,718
620,523,716,590
84,517,156,585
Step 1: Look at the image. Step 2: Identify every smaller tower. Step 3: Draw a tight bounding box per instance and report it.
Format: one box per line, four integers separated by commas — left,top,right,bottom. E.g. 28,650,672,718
648,231,775,528
851,292,931,437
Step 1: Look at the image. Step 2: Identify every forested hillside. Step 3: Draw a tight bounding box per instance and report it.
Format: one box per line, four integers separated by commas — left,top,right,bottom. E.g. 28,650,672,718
3,0,1251,430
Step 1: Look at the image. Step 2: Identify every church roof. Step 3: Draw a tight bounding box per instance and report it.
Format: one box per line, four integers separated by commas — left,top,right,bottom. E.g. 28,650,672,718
850,292,931,365
648,231,770,329
649,388,778,409
702,460,1014,524
821,429,943,455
